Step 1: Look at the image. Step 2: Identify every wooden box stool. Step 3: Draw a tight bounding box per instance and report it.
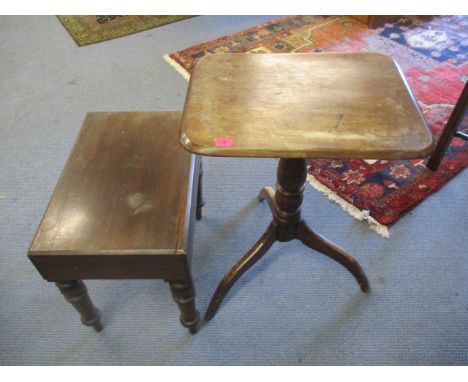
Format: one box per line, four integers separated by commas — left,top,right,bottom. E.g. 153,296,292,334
28,112,202,334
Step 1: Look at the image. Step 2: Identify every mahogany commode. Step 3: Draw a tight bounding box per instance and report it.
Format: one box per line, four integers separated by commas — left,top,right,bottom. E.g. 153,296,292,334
28,112,202,334
179,52,434,320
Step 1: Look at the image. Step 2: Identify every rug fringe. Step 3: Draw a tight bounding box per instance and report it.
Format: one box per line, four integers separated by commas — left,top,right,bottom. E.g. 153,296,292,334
306,174,390,238
163,54,190,81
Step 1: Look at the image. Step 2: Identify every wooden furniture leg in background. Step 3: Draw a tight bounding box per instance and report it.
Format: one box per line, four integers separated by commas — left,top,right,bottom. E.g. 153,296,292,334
427,81,468,171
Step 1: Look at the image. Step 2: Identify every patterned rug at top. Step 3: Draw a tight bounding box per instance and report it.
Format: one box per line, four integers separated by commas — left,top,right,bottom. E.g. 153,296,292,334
165,16,468,237
58,15,194,46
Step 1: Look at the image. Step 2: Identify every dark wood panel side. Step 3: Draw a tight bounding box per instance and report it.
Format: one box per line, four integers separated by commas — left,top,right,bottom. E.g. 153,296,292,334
29,254,191,280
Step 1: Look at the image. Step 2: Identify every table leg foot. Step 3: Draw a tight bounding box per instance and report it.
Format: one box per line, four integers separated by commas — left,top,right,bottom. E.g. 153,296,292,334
205,223,277,321
258,186,276,214
56,280,103,332
296,220,370,293
169,279,200,334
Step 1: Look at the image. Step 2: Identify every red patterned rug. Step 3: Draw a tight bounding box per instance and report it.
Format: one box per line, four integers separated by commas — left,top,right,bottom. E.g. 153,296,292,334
165,16,468,236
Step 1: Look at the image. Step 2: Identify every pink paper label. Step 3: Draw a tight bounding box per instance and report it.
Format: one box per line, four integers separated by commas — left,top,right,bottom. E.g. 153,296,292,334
215,137,234,147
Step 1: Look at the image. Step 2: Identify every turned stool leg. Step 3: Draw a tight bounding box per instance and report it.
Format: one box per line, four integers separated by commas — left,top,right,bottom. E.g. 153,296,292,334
55,280,103,332
168,279,200,334
196,157,205,221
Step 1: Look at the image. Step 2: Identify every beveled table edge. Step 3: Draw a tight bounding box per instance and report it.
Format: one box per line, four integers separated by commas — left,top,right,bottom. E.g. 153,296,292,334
179,134,434,159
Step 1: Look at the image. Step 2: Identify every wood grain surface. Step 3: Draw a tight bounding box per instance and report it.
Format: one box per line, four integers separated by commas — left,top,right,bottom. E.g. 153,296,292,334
180,53,434,159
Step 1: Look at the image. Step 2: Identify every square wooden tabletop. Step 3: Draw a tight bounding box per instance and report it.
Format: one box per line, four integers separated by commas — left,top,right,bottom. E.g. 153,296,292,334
180,53,434,159
29,112,193,257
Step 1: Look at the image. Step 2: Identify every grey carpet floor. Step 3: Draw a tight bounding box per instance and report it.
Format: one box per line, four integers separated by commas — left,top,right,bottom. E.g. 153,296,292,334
0,15,467,365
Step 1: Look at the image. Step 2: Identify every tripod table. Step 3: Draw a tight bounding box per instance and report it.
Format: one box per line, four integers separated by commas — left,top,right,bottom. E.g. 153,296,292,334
179,52,434,321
